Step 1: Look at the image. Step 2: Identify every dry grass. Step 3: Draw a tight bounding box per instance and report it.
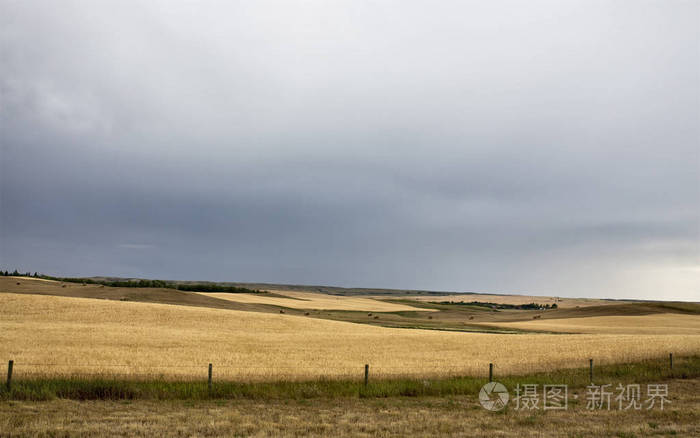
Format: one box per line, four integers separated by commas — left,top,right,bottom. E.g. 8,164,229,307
481,313,700,334
2,293,698,380
2,378,699,437
198,290,434,312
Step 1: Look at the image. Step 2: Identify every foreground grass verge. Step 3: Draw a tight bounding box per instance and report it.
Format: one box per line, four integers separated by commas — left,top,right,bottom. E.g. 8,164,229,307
2,379,699,437
2,355,697,401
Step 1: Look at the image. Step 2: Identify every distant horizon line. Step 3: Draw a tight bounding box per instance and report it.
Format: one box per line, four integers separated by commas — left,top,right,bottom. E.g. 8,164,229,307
3,267,697,303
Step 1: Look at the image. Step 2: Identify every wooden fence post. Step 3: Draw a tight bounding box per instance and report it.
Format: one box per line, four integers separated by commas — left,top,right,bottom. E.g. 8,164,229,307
489,363,493,382
589,358,593,384
6,360,13,391
208,363,213,393
364,364,369,386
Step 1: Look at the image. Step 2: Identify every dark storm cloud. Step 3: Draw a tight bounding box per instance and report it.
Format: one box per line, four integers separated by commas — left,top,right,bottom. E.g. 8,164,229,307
1,0,698,299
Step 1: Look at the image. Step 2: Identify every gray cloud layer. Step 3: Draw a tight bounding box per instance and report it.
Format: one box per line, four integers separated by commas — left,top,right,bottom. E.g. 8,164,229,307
1,0,698,300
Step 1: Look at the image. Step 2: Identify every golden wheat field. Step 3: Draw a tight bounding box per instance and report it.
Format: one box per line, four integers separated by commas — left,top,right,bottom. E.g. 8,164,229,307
482,314,700,334
197,290,433,312
1,293,698,381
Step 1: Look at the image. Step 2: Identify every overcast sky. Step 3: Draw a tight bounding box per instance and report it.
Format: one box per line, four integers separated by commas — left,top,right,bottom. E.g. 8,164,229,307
1,1,698,300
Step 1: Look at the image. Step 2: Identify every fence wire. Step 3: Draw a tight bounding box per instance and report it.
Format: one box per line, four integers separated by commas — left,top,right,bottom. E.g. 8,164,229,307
3,360,498,380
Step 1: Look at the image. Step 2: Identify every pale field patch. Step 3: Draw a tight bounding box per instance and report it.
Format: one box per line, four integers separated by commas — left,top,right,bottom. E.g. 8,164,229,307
481,313,700,334
1,293,698,380
198,290,433,312
398,294,616,308
9,276,60,283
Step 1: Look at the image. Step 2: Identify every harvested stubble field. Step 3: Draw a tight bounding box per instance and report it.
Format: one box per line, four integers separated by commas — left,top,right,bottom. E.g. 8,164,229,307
399,293,617,308
1,292,699,381
197,290,431,312
481,314,700,334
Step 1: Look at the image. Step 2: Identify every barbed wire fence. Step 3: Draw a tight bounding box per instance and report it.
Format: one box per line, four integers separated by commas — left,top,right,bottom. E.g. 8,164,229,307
4,353,678,391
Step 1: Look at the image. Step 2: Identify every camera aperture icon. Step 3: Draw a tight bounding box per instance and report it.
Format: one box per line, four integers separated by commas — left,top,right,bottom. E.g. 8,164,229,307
479,382,509,411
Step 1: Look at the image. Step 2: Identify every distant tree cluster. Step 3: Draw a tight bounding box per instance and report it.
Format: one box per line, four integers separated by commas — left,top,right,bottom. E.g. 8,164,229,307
174,283,258,293
53,278,172,289
1,269,39,277
438,300,558,310
0,268,260,294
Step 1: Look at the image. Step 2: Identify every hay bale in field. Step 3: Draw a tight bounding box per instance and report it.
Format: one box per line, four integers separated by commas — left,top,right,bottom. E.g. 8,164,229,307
469,316,474,320
304,312,310,316
279,309,285,314
368,313,372,317
373,316,379,319
16,282,20,285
